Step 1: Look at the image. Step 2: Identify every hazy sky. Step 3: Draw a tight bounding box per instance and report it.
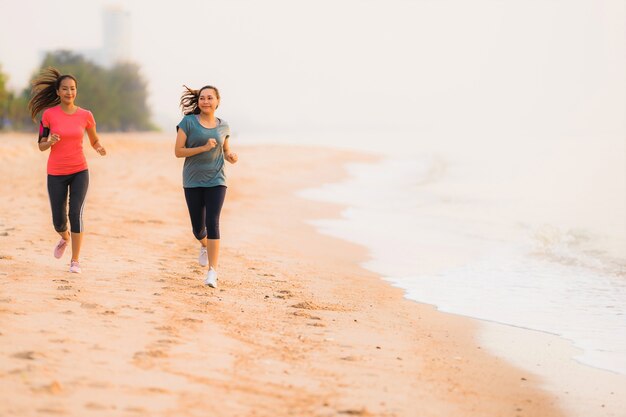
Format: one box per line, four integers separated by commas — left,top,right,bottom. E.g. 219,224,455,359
0,0,624,138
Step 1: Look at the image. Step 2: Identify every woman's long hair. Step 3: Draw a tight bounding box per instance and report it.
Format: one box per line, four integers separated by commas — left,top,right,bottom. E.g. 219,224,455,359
28,67,78,121
180,85,220,115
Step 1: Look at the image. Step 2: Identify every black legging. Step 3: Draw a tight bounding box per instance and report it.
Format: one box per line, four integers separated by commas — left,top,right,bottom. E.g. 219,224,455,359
184,186,227,240
47,170,89,233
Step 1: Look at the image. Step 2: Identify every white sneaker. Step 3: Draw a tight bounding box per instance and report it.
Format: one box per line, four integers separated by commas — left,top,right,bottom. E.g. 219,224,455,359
198,246,208,267
204,267,217,288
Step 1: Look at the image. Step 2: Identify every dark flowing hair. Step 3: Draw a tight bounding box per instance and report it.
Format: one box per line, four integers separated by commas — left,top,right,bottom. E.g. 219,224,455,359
180,84,220,115
28,67,78,121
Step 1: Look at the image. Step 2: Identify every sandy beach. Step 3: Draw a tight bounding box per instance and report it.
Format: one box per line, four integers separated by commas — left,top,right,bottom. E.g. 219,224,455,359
0,132,620,417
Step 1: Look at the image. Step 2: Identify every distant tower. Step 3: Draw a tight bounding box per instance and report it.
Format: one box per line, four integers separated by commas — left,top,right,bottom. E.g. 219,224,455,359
101,5,131,66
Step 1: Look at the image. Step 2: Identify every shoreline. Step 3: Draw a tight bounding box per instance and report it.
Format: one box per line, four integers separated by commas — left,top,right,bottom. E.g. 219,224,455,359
299,142,626,417
303,152,626,416
0,132,583,416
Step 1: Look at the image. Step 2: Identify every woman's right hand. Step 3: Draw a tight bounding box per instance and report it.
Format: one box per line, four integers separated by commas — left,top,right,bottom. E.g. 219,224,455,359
203,138,217,151
48,133,61,146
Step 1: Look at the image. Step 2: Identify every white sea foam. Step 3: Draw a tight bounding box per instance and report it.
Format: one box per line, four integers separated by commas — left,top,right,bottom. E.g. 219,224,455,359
297,131,626,376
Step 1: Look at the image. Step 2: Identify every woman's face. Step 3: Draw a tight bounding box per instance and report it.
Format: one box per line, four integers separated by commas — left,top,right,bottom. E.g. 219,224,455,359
198,88,219,113
57,78,77,106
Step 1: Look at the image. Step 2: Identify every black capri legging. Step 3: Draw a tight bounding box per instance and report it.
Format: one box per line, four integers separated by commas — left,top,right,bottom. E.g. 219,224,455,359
184,186,227,240
47,170,89,233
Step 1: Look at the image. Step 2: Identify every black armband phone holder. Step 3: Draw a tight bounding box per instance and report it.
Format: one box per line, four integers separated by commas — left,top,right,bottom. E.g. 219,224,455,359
38,121,50,143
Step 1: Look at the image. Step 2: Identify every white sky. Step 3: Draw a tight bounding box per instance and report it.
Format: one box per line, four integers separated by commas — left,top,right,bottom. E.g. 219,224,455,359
0,0,624,138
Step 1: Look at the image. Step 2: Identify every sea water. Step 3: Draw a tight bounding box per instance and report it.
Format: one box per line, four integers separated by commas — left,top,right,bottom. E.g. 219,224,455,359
255,130,626,376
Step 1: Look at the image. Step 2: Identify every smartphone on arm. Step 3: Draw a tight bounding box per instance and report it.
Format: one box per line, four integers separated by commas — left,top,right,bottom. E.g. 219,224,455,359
38,121,50,143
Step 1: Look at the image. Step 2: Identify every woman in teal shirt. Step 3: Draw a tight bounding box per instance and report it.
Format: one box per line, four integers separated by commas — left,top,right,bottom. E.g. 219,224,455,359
175,85,238,288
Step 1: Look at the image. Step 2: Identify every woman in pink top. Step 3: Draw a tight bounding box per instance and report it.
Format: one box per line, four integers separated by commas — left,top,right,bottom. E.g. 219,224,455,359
28,67,107,273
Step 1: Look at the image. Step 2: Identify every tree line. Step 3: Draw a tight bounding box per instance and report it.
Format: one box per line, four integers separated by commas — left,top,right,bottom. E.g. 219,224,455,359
0,50,156,132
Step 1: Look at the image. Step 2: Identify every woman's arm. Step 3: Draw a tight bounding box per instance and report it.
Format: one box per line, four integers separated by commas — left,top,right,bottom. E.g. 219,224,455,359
223,137,238,164
86,126,106,156
38,131,60,152
174,128,216,158
38,137,52,151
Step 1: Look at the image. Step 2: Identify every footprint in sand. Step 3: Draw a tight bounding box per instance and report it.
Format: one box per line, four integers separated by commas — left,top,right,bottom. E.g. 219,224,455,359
56,285,72,291
155,325,174,332
125,406,147,413
292,311,321,320
154,326,180,338
12,351,42,360
137,350,167,358
36,407,66,414
84,402,112,410
274,289,293,299
142,387,170,394
100,310,116,316
291,300,350,312
156,339,181,346
180,317,203,324
133,350,168,369
338,408,372,416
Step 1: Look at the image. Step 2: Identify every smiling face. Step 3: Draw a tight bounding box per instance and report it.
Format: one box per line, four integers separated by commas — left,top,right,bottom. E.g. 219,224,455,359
56,77,77,106
198,87,219,114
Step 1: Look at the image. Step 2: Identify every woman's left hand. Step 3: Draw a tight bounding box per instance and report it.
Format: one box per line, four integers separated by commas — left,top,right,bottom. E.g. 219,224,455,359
96,146,107,156
225,152,238,164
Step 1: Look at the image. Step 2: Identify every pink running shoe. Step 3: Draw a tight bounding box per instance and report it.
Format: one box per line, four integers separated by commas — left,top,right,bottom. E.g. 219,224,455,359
69,260,82,274
54,239,68,259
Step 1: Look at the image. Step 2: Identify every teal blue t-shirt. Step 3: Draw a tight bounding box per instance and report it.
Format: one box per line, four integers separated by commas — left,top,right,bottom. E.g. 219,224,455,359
176,115,231,188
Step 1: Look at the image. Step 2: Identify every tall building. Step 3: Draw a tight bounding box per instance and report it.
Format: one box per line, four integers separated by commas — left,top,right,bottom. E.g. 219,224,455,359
101,5,131,66
78,5,131,67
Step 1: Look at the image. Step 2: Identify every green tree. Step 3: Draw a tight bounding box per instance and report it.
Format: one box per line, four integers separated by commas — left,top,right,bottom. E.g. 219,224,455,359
108,62,155,131
0,64,9,130
6,90,31,131
28,50,156,131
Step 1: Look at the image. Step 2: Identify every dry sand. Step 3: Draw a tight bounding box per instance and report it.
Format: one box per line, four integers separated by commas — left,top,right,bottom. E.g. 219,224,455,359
0,132,609,416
